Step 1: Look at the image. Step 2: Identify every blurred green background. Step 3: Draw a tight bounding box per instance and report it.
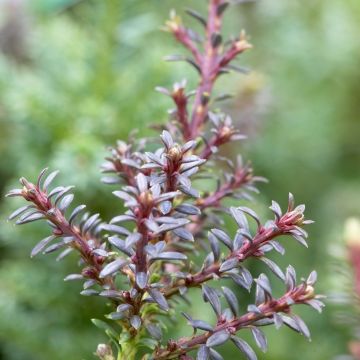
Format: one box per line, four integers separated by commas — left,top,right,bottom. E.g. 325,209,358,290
0,0,359,359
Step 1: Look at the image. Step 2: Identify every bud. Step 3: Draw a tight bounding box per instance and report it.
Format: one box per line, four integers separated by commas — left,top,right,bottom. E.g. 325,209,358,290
167,144,182,162
303,285,315,300
139,190,154,207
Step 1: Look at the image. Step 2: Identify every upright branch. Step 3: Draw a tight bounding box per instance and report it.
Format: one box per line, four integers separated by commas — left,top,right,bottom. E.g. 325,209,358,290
6,2,323,360
166,0,252,140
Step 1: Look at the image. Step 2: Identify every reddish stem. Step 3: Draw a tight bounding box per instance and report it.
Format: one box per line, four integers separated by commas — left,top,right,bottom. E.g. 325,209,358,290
189,0,223,138
155,281,313,359
164,225,282,298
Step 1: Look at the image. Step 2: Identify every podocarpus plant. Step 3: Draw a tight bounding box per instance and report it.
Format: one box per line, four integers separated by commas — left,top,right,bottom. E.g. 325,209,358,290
6,1,324,359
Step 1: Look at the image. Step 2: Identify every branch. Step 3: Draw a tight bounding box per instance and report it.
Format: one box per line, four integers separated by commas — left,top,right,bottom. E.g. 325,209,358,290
154,279,318,359
163,196,311,298
7,172,117,288
189,0,224,138
197,162,255,209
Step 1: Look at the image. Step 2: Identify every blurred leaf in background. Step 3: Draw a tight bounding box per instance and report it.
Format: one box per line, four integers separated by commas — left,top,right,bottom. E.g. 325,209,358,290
0,0,359,359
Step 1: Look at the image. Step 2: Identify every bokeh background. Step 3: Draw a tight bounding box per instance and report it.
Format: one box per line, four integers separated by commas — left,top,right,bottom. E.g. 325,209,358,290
0,0,359,359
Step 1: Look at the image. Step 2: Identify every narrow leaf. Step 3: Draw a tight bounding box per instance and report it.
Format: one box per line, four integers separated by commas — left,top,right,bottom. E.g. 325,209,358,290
206,331,230,347
99,259,127,278
231,336,257,360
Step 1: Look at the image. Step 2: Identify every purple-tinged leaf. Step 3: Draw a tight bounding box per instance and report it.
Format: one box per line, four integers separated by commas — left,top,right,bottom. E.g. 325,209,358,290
136,272,148,289
185,8,207,27
280,314,301,333
99,290,122,298
209,348,224,360
151,252,187,261
269,201,282,220
8,205,34,221
251,327,268,352
177,174,191,188
136,173,148,192
31,235,56,257
42,240,68,254
56,248,73,261
291,233,308,248
273,313,283,329
117,304,133,313
253,318,274,327
211,228,232,250
217,2,229,16
144,219,160,233
64,274,83,281
222,286,239,316
113,190,136,203
130,315,142,330
125,233,142,248
107,312,125,320
292,315,311,340
197,345,210,360
229,273,251,292
16,212,45,225
145,152,164,166
102,224,130,236
99,259,127,278
305,299,325,313
160,130,174,149
101,176,120,184
180,159,206,173
179,185,200,198
208,232,220,261
206,331,230,347
231,336,257,360
230,207,249,230
92,248,108,257
175,203,201,215
247,304,261,314
83,213,100,233
182,140,196,153
5,189,23,197
80,289,99,296
110,214,135,224
156,191,180,203
233,230,244,250
148,288,169,311
83,279,96,290
191,319,213,332
43,170,59,191
121,158,141,169
156,220,190,233
238,207,261,228
219,258,238,273
268,240,285,255
54,186,74,206
255,274,272,296
173,228,194,242
285,265,296,291
288,192,295,211
202,285,221,316
307,270,317,285
259,258,285,281
48,186,65,199
159,200,172,215
69,205,86,224
58,194,74,213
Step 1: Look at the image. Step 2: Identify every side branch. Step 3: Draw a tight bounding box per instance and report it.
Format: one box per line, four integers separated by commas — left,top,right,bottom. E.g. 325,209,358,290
154,280,316,359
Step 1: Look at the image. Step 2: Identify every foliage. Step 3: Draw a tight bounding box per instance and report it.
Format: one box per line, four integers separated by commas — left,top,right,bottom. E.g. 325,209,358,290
6,1,323,359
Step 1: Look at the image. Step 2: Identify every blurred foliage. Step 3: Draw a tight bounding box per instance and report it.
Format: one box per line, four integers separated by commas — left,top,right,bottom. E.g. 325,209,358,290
0,0,359,359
